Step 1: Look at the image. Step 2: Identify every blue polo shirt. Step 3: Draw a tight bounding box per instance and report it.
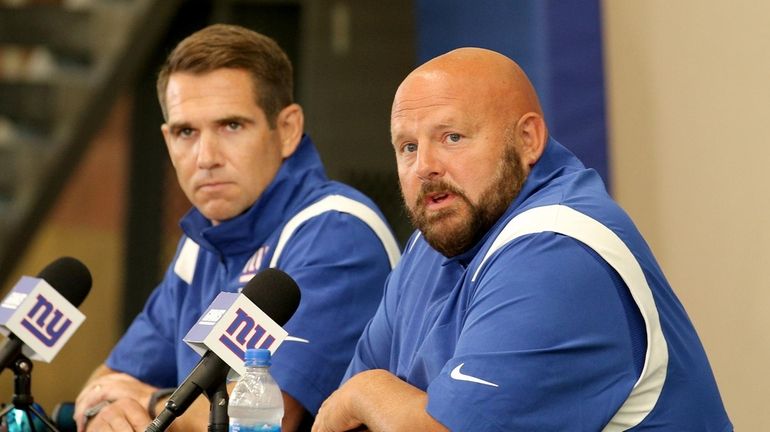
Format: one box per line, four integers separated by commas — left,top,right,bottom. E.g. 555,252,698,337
345,138,731,431
108,135,400,415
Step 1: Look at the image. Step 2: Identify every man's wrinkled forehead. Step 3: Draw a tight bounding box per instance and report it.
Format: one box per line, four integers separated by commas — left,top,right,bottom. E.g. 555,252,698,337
390,68,489,135
391,69,467,116
390,95,468,144
391,95,461,120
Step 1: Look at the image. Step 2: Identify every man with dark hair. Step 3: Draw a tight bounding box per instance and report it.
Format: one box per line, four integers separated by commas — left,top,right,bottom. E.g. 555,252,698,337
312,48,731,431
74,24,399,431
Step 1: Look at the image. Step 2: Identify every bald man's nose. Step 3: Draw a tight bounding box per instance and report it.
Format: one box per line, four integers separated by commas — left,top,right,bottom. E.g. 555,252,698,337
415,143,444,181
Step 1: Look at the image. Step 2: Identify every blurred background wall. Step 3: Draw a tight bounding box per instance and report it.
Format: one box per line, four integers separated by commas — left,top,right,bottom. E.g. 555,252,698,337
603,1,770,428
0,0,767,429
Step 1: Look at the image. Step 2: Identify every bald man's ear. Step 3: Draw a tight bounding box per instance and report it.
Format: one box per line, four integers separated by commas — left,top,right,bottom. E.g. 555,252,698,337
276,103,304,158
516,112,547,167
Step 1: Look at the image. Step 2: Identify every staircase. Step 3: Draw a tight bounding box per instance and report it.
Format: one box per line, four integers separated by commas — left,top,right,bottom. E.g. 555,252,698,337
0,0,181,287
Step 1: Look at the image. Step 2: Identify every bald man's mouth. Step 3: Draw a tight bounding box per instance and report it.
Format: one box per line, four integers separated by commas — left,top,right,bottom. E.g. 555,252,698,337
423,191,456,211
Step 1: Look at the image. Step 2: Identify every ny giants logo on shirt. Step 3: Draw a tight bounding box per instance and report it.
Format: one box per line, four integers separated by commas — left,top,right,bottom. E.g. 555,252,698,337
218,308,277,358
20,294,72,347
239,245,269,284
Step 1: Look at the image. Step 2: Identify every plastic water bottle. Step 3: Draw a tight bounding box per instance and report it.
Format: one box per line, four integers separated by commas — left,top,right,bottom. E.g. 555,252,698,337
229,348,284,432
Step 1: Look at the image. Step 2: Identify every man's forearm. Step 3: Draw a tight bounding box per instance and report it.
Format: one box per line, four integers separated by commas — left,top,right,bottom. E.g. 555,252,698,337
351,370,447,432
314,370,448,432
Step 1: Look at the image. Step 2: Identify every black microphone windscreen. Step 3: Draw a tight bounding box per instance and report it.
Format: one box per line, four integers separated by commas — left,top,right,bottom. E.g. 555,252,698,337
241,268,300,326
37,256,92,307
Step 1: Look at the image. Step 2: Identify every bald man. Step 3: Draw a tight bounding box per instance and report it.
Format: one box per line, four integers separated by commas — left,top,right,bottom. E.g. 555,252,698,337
312,48,732,431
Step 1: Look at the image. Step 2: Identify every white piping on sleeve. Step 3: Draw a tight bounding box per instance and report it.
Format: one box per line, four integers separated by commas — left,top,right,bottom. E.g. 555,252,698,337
269,195,401,269
472,205,668,431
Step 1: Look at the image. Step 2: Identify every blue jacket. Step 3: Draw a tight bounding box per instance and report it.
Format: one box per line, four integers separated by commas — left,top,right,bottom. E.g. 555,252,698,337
345,138,731,431
108,135,400,415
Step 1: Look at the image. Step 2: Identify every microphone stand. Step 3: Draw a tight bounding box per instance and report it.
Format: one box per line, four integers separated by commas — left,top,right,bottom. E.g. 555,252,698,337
145,377,229,432
0,354,60,432
204,381,228,432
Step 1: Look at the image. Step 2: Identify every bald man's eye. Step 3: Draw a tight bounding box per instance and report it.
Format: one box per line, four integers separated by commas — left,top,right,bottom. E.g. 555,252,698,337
403,143,417,153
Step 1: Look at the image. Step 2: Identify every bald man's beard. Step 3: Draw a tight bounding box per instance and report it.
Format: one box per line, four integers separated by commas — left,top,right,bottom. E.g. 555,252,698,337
404,143,526,257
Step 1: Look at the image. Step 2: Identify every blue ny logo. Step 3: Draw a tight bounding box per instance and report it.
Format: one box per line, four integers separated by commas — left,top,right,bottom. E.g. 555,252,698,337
20,294,72,347
219,308,276,358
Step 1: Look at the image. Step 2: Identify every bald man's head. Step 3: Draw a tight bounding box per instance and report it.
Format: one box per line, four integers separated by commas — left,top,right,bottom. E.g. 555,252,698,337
391,47,549,256
393,47,544,126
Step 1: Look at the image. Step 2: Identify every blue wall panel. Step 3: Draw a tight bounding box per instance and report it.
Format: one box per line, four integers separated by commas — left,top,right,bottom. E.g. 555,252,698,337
415,0,609,185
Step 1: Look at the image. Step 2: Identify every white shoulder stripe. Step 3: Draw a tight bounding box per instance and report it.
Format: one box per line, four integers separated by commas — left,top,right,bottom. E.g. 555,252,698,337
407,232,422,253
269,195,401,269
174,238,200,284
472,205,667,431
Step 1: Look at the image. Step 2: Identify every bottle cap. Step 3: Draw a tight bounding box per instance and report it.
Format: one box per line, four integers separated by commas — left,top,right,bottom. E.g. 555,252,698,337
244,348,271,367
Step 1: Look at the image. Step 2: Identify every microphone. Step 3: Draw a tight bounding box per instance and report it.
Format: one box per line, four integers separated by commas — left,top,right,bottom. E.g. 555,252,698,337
146,268,301,432
0,256,92,371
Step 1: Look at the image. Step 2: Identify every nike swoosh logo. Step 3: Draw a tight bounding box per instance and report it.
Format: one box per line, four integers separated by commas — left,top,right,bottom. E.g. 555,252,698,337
284,336,310,343
450,363,499,387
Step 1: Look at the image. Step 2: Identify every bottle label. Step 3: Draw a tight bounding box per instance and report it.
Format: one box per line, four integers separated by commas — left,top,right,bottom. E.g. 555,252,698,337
229,425,280,432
